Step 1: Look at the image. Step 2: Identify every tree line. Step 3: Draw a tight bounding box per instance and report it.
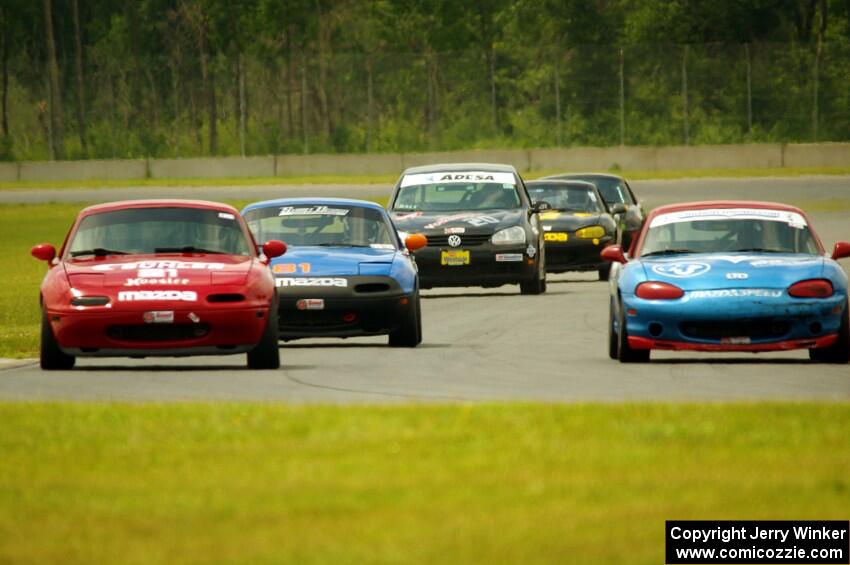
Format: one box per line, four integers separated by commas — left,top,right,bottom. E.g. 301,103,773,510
1,0,848,161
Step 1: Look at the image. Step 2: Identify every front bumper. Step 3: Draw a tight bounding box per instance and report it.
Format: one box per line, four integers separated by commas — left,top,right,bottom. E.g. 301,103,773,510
48,306,270,357
276,275,413,338
413,244,538,288
620,290,846,351
544,237,611,273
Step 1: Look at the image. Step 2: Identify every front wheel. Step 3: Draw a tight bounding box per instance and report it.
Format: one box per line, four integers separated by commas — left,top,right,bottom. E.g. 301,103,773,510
520,247,546,295
809,299,849,364
617,298,649,363
607,298,618,359
247,304,280,369
598,263,611,281
40,309,75,370
389,293,422,347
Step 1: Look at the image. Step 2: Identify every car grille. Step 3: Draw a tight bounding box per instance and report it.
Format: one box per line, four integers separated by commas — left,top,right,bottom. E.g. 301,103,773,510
107,324,210,342
426,234,491,247
680,320,790,341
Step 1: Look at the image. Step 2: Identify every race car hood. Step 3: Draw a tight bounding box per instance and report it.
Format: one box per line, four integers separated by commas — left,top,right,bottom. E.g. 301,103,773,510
391,209,524,235
269,246,398,276
636,253,824,291
538,210,602,230
63,254,254,287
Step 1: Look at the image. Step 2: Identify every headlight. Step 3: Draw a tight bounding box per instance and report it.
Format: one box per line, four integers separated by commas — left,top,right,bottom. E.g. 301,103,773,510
575,225,606,239
491,226,526,246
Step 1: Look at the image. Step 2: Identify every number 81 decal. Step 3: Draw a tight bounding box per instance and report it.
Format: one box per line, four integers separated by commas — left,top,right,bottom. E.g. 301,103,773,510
272,263,311,274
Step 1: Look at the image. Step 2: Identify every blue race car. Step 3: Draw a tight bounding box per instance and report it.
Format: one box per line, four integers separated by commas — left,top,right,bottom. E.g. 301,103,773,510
602,200,850,363
241,198,427,347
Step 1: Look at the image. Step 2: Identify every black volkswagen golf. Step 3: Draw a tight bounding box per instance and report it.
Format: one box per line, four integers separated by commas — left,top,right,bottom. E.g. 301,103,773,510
389,163,547,294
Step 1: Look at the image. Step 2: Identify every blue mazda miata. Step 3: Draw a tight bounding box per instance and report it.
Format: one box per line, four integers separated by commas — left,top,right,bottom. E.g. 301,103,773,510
242,198,427,347
602,200,850,363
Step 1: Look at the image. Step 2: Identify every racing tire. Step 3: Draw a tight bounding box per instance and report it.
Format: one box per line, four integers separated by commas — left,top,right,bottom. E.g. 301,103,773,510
617,298,650,363
40,309,75,370
389,293,422,347
247,304,280,370
520,245,547,295
809,299,850,364
608,298,618,360
598,263,611,281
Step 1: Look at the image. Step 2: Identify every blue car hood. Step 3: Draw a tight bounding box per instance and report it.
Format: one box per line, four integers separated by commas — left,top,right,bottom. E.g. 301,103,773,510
269,246,397,276
636,253,824,290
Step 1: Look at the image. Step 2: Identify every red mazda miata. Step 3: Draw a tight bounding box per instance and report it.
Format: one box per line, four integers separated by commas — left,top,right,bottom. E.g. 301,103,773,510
31,200,286,370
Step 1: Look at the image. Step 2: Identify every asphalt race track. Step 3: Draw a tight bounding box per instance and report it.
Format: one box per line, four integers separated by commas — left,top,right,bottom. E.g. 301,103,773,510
1,176,848,402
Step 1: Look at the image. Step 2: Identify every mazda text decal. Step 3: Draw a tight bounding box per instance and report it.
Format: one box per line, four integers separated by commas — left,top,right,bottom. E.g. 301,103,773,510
276,278,348,288
651,262,711,278
118,290,198,302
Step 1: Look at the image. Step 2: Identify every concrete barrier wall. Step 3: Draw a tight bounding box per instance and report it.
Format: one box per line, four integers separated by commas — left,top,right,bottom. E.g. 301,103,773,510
149,156,274,179
18,159,147,181
5,142,848,183
0,162,19,182
783,143,850,168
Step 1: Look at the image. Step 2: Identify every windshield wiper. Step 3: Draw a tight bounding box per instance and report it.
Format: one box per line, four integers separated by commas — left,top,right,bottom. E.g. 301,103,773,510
70,248,128,257
641,249,698,257
154,246,227,254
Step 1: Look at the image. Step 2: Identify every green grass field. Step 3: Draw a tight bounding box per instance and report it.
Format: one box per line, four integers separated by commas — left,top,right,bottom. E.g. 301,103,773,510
1,165,849,191
0,402,847,564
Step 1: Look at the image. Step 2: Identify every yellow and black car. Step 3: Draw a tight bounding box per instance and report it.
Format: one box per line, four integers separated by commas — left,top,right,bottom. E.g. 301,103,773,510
526,179,622,281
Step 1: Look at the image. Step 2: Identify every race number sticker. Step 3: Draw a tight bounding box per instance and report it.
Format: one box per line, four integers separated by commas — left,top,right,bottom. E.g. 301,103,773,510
651,262,711,278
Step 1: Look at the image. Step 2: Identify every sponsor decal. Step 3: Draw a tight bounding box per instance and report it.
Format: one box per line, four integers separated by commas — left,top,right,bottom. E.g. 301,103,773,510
400,171,516,187
424,213,500,229
526,244,537,258
444,227,465,234
689,289,783,298
279,205,349,217
296,298,325,310
93,261,225,272
276,277,348,288
543,225,553,232
370,244,395,250
544,232,568,242
495,254,523,262
650,208,808,228
119,290,198,302
124,267,190,286
726,272,749,280
651,262,711,278
143,311,174,324
750,258,813,267
188,312,201,323
217,212,236,220
392,211,423,219
447,235,462,247
539,211,562,221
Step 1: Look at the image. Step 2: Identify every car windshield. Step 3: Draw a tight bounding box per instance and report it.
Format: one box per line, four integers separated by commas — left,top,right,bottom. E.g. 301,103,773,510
569,176,633,205
394,171,521,212
67,207,253,257
243,204,397,248
640,209,820,257
527,184,603,213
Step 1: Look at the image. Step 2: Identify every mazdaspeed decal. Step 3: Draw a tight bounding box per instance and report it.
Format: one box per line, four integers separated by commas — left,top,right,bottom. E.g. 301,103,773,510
651,262,711,278
276,277,348,288
118,290,197,302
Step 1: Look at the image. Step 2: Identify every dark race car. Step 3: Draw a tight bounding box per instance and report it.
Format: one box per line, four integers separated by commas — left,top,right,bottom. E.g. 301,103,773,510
542,173,645,250
242,198,427,347
526,179,621,280
31,200,286,370
389,163,547,294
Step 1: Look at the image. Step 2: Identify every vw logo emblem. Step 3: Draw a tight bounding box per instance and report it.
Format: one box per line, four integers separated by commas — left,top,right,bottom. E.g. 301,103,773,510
447,235,462,247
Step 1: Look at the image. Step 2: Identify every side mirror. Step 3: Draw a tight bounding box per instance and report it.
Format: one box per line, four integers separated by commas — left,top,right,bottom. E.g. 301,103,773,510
532,201,551,213
832,241,850,261
405,233,427,252
601,245,627,264
610,203,627,216
31,243,56,262
262,240,287,260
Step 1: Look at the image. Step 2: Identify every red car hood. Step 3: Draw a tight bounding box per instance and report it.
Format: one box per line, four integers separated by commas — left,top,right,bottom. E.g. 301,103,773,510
64,254,255,288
